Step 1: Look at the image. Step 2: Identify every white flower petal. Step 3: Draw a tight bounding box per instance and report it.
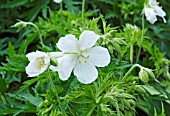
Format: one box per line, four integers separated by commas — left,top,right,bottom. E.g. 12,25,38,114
57,34,79,52
79,30,100,50
144,7,157,24
49,52,64,58
44,56,50,65
26,60,41,77
49,65,58,72
74,61,98,84
58,54,77,80
54,0,62,3
148,0,157,6
26,52,36,61
88,46,110,67
152,6,166,23
40,62,49,74
152,6,166,17
26,50,46,61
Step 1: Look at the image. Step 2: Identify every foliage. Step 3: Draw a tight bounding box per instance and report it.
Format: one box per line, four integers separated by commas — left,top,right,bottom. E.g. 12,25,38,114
0,0,170,116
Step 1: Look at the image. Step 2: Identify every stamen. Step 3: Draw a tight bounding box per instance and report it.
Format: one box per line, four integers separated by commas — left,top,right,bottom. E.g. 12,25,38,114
36,57,45,68
86,55,89,59
80,49,82,53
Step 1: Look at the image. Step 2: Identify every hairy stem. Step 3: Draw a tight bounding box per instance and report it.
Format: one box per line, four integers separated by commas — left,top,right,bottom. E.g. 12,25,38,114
130,44,133,64
47,69,66,114
27,22,45,48
121,64,141,81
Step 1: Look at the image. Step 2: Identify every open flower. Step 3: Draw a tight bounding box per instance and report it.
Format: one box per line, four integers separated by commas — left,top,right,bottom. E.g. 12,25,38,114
51,30,110,84
26,51,50,77
54,0,62,3
144,0,166,24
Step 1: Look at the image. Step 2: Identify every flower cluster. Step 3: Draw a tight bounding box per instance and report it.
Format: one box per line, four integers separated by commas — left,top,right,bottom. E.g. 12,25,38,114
144,0,166,24
26,30,111,84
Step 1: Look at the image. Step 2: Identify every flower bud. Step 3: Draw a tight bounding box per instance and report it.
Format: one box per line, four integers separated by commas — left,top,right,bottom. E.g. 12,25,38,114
11,20,27,31
139,69,149,82
12,21,27,28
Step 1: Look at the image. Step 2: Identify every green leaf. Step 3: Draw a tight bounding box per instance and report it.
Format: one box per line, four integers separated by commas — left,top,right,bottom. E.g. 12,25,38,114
142,85,161,96
0,78,7,93
0,0,29,8
16,75,44,95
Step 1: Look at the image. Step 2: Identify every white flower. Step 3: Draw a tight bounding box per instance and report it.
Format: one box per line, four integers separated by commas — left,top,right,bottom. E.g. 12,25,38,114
144,0,166,24
54,0,62,3
144,7,157,24
52,30,111,84
26,51,50,77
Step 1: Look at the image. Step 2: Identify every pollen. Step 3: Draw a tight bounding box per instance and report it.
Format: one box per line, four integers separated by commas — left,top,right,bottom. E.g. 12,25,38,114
36,57,45,68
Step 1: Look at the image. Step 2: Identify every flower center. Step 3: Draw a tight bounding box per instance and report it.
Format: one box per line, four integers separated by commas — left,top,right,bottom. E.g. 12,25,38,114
78,49,90,64
36,57,45,68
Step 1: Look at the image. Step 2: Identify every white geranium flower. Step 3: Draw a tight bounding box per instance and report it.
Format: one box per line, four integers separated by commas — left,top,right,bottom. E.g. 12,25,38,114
54,0,62,3
144,0,166,24
52,30,110,84
26,51,50,77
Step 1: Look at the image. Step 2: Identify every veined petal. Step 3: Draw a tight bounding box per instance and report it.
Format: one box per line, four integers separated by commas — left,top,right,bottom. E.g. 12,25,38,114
88,46,110,67
152,6,166,23
26,60,41,77
79,30,100,50
58,54,77,80
57,34,79,52
144,7,157,24
74,61,98,84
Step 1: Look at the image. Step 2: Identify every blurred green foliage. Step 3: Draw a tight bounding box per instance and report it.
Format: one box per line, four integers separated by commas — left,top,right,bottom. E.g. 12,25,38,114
0,0,169,115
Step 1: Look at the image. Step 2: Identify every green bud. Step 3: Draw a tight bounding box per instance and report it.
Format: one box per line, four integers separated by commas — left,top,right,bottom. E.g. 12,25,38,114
145,68,160,82
11,21,27,28
139,69,149,82
11,20,27,32
50,57,58,66
146,69,155,78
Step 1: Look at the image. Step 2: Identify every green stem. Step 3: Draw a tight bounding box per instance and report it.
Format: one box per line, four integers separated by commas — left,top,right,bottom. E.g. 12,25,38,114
136,13,145,63
130,44,133,64
82,0,85,28
121,64,141,81
60,2,63,11
28,22,45,48
47,70,67,115
47,69,60,103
